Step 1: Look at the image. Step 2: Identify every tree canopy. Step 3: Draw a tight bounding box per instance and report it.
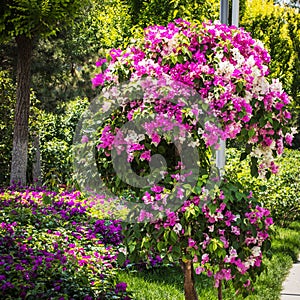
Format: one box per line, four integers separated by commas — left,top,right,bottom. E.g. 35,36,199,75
1,0,88,185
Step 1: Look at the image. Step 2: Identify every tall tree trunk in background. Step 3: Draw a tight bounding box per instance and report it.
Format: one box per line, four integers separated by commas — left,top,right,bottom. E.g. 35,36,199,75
181,260,199,300
10,35,33,185
32,133,42,186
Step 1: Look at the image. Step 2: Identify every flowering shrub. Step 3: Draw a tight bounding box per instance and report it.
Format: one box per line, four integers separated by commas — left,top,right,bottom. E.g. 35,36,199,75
123,180,272,297
0,186,131,299
90,19,293,299
93,19,293,178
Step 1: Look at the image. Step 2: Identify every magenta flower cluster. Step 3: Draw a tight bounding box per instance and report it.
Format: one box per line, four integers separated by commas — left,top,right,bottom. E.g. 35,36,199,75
195,199,273,289
93,19,293,176
122,181,273,292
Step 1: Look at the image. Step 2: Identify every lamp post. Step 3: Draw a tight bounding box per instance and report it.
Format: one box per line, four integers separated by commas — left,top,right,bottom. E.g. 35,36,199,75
220,0,240,26
232,0,240,27
220,0,229,24
217,0,239,177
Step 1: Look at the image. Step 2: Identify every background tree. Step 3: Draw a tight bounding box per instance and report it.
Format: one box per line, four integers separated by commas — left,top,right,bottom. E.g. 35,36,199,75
0,0,88,185
30,0,132,112
0,71,15,184
127,0,220,28
0,0,132,186
240,0,300,146
275,0,300,7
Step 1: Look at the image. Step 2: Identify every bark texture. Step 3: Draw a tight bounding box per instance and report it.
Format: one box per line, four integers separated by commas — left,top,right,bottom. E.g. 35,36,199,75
218,281,223,300
10,35,33,185
181,260,199,300
32,133,42,185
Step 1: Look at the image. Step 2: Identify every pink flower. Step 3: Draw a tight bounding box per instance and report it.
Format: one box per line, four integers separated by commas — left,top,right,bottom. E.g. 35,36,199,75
142,191,153,205
137,209,153,222
220,236,229,248
201,253,209,264
265,217,273,227
195,266,205,275
164,211,178,227
225,210,236,226
81,135,89,143
285,133,293,146
243,279,251,287
234,259,248,274
151,185,164,193
140,150,151,161
284,110,292,119
95,58,107,67
188,238,198,249
231,226,240,236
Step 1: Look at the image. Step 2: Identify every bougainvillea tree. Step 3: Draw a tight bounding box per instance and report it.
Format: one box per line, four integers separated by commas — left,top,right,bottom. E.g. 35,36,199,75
82,19,293,300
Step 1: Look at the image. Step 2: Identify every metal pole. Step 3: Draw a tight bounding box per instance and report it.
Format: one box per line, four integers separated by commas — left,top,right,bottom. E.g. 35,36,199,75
216,0,240,178
232,0,240,27
216,140,226,171
217,0,230,178
220,0,229,25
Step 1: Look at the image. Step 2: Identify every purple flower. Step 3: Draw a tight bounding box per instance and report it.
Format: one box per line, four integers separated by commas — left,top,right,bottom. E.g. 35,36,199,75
81,135,89,143
0,275,6,281
54,285,61,291
115,282,127,293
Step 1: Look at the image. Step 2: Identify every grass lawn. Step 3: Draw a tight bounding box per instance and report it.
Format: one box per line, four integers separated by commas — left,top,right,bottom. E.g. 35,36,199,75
119,221,300,300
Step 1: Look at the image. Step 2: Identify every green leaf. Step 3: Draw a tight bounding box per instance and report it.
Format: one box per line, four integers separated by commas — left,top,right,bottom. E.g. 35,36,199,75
164,230,170,242
169,230,178,245
157,241,165,252
248,128,255,138
128,243,136,253
236,81,244,93
117,252,126,266
250,157,259,177
240,152,248,161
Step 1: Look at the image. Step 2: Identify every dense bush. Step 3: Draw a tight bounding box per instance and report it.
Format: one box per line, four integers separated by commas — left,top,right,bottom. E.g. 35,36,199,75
0,186,131,299
226,148,300,227
28,97,89,187
0,71,15,185
0,82,89,188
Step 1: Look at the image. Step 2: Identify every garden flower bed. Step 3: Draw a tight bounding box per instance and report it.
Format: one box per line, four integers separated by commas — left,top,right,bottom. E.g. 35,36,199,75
0,186,131,299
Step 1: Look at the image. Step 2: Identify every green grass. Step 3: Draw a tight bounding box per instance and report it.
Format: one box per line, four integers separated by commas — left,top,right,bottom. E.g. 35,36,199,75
118,221,300,300
119,265,216,300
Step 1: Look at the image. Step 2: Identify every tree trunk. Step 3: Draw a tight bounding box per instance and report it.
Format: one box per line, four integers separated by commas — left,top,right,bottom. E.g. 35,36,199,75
32,133,42,186
181,260,199,300
218,280,223,300
10,35,33,186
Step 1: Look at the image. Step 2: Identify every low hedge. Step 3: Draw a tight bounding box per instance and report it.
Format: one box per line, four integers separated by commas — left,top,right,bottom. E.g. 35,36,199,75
226,148,300,227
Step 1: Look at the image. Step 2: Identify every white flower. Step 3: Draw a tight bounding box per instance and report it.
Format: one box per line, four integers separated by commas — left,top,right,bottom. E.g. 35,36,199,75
246,55,256,67
189,140,200,147
198,128,204,136
231,47,245,65
215,60,235,77
251,246,261,257
208,225,214,232
173,223,182,234
270,78,283,93
124,130,145,143
102,100,112,113
118,247,127,255
291,127,298,135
